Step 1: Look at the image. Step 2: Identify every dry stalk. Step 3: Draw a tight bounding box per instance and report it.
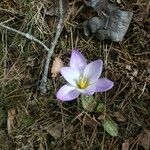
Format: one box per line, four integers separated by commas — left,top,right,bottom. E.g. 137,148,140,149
39,0,64,93
0,23,50,52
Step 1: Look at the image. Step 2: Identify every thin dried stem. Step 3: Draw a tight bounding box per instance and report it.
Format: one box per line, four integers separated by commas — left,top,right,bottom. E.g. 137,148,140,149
0,23,50,52
39,0,64,93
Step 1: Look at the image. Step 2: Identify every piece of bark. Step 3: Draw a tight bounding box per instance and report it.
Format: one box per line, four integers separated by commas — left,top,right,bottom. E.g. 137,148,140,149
51,56,63,78
7,108,16,134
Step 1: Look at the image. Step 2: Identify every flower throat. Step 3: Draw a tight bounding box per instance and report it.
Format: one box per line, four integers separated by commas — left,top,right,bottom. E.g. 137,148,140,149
77,76,89,89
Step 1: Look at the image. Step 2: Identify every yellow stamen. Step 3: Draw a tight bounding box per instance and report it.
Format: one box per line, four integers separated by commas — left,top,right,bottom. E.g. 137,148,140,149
77,77,89,89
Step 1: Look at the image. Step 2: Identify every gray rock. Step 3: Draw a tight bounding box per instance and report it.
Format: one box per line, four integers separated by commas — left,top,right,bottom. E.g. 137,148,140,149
84,0,133,42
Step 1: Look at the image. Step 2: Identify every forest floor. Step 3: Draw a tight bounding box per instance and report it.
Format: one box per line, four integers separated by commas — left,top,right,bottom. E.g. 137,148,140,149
0,0,149,150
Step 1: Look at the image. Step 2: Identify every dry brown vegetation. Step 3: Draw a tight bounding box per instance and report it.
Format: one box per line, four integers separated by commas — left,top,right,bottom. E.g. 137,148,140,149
0,0,149,150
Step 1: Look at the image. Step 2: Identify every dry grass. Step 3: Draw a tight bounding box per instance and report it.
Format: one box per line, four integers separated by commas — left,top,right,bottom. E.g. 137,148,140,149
0,0,150,150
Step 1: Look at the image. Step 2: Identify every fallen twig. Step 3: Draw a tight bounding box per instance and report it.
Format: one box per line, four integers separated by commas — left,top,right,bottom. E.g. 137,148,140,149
0,23,50,52
39,0,64,93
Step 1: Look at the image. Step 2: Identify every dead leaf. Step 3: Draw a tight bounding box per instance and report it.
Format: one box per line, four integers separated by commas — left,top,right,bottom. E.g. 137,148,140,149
7,108,16,134
122,139,129,150
139,130,150,150
113,111,126,122
51,57,63,78
44,0,68,17
82,115,97,129
134,12,146,22
77,113,97,129
38,143,45,150
46,124,62,140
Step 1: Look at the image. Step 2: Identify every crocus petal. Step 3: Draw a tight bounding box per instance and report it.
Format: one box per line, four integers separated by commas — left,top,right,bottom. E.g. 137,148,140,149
83,60,103,84
78,83,96,95
70,50,87,72
61,67,80,86
56,84,80,101
95,78,114,92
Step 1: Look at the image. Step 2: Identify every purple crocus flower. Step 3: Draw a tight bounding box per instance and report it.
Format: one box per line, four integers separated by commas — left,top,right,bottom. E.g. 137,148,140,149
56,50,114,101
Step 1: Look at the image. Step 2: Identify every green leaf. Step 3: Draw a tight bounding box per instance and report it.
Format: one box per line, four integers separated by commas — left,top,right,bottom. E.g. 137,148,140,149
95,103,105,113
102,117,118,137
81,96,97,112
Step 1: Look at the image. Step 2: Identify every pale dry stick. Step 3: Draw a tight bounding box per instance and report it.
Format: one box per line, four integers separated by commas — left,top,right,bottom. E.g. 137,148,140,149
75,35,79,48
2,30,7,77
101,43,109,150
60,102,67,150
0,23,50,52
0,8,19,15
0,17,15,24
134,52,150,55
1,28,7,95
39,0,64,93
138,76,149,98
70,26,74,49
